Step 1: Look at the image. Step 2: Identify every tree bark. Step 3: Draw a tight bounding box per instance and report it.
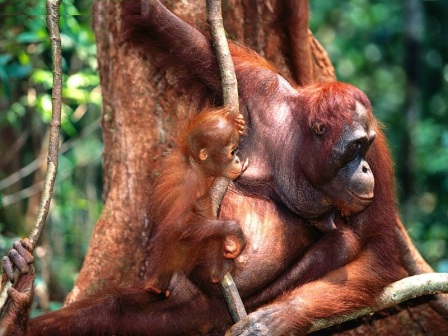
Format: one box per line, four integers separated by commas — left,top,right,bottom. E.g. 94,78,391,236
67,0,446,334
66,0,157,302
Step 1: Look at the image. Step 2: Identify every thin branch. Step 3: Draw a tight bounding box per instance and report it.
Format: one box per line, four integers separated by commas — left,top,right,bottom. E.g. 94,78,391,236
0,120,100,206
0,115,99,193
308,273,448,333
27,0,62,247
206,0,247,323
2,150,100,208
0,156,43,192
393,222,448,316
0,0,62,312
1,182,44,208
206,0,239,112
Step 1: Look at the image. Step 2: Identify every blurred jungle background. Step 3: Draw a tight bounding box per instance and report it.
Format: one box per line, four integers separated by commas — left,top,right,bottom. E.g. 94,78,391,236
0,0,447,312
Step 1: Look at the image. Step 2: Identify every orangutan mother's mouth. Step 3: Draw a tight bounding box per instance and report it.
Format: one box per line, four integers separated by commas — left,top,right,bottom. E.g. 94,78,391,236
349,190,374,201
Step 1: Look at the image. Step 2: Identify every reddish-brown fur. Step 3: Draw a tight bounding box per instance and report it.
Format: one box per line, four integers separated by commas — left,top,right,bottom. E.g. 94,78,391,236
1,1,409,335
144,108,246,296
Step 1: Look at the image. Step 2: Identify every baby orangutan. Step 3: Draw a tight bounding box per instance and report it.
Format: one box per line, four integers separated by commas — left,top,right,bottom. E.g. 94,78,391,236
145,107,247,297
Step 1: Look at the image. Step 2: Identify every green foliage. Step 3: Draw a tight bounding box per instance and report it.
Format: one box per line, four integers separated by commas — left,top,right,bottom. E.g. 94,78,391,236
0,0,102,303
311,0,448,272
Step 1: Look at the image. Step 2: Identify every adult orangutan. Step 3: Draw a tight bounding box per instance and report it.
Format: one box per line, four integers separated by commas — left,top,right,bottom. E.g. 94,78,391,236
0,0,411,335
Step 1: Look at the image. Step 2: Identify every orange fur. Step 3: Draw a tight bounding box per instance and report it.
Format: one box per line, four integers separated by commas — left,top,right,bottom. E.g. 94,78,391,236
144,108,245,296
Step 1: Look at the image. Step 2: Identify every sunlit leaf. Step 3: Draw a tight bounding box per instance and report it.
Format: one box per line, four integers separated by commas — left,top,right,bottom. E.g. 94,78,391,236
17,31,45,43
66,73,99,88
31,69,53,88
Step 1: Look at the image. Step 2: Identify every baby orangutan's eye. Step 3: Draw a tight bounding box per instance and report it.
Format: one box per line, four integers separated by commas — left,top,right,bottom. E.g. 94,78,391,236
231,147,239,157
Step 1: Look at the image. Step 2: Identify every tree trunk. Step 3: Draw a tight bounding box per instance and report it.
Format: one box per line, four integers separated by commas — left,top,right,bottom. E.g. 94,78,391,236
67,0,447,334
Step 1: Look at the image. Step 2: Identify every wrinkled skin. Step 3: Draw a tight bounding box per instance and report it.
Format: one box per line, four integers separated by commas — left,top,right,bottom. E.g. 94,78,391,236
0,239,34,336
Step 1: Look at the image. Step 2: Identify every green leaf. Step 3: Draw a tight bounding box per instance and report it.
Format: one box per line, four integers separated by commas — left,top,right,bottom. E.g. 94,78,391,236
66,73,99,88
0,66,11,98
0,54,13,65
16,31,45,43
62,88,91,103
31,69,53,88
6,63,32,79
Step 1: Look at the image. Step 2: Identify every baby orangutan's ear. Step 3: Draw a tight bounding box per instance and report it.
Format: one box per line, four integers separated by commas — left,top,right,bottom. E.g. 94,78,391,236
199,149,208,161
312,122,325,135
